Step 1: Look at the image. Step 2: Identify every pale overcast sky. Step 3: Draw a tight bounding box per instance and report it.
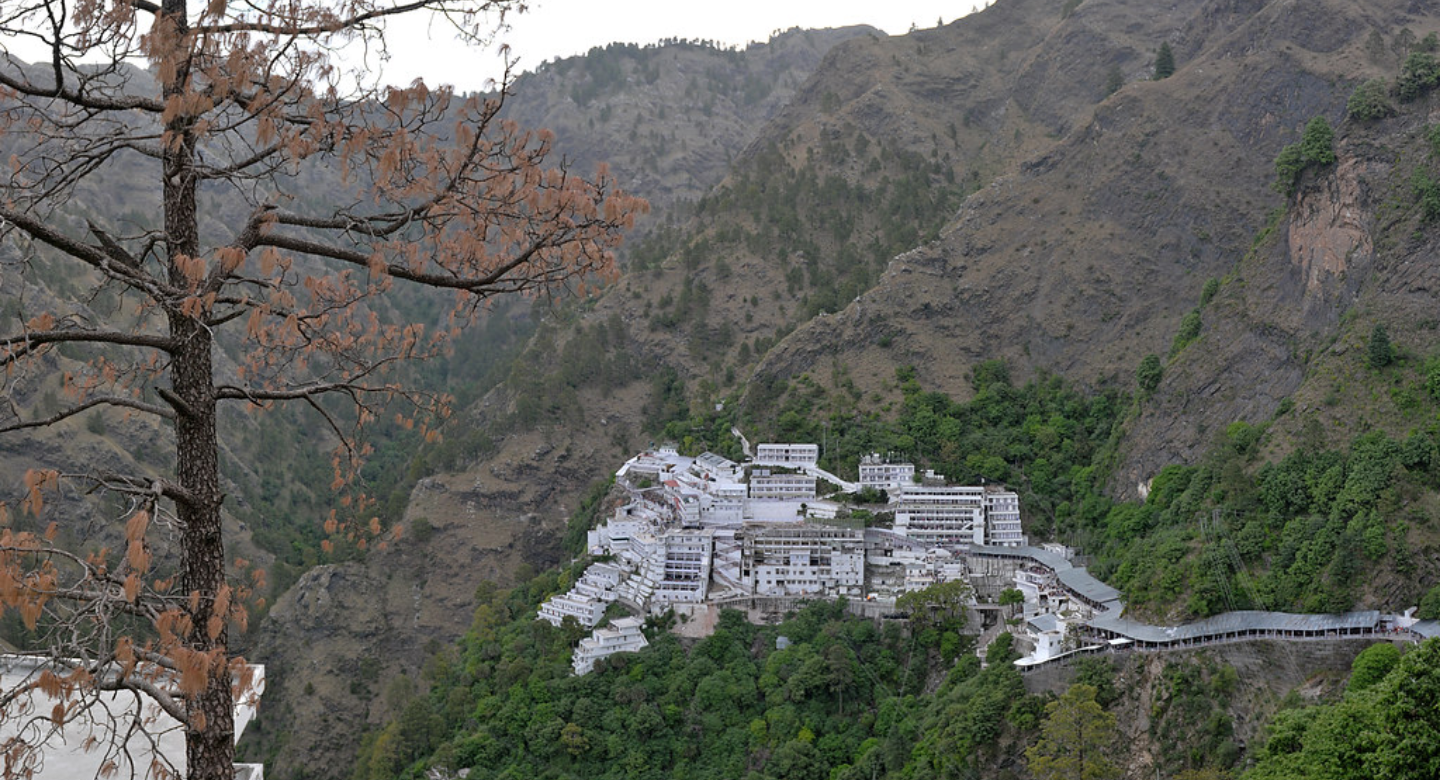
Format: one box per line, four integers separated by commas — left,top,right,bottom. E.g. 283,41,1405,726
380,0,975,91
2,1,976,92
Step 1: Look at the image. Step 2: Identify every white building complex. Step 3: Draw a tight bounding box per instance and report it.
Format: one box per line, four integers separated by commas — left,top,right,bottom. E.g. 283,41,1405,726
546,438,1418,678
549,441,1031,674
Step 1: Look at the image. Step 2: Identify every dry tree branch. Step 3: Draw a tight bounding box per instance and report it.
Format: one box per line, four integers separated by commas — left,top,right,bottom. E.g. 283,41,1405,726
0,396,176,434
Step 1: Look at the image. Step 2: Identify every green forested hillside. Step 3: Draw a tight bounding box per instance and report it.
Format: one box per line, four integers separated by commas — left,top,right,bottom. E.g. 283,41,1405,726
649,357,1440,621
353,584,1036,780
1244,640,1440,780
348,353,1440,778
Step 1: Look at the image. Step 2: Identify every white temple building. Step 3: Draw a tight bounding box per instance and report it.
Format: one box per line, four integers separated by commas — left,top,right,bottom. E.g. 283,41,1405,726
573,617,649,675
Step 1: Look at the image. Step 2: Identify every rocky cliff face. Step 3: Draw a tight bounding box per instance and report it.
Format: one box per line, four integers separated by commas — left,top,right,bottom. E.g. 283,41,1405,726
753,0,1440,496
1021,639,1377,779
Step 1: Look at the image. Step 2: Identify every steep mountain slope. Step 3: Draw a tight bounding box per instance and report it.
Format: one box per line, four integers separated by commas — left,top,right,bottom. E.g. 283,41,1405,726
1125,69,1440,486
243,3,1202,775
248,0,1440,777
239,31,880,777
502,27,875,222
754,0,1440,480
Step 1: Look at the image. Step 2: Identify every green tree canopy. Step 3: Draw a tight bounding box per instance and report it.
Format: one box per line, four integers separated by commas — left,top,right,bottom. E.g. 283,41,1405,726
1348,642,1400,693
1246,638,1440,780
1368,324,1395,369
1300,117,1338,166
1274,116,1337,195
897,579,972,627
1368,638,1440,779
1137,353,1163,394
1397,51,1440,102
1418,584,1440,619
1154,43,1176,79
1025,683,1121,780
1347,78,1394,121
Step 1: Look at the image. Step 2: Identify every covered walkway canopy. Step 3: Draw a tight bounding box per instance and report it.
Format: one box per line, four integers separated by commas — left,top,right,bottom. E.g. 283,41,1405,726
1086,609,1382,648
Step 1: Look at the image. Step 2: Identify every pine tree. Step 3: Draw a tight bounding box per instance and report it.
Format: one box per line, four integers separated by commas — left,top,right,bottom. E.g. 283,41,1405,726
1368,325,1395,369
1026,684,1121,780
1153,43,1176,79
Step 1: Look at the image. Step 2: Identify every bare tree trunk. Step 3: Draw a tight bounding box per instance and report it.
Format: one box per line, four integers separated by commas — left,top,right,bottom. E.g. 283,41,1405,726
161,1,235,776
171,321,234,780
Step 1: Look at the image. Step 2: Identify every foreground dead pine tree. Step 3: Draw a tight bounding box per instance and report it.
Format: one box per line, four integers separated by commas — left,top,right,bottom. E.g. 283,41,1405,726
0,1,644,777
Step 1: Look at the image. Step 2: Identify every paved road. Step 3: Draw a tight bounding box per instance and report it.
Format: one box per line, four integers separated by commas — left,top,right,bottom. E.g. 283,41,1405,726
731,427,752,459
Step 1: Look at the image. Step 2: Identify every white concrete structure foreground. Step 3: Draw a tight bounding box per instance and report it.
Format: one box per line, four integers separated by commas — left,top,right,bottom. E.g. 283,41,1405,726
0,656,264,780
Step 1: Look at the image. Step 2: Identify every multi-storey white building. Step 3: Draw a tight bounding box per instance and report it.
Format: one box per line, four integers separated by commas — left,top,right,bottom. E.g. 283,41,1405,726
574,563,623,597
754,443,820,466
701,482,747,523
741,523,865,597
655,528,714,603
749,471,817,501
859,454,915,491
1024,612,1070,663
892,483,986,548
538,563,628,627
537,592,608,627
984,487,1025,546
573,617,649,675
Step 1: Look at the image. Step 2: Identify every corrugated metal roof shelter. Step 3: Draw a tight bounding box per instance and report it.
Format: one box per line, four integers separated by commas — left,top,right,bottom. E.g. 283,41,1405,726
1087,610,1382,647
1410,619,1440,639
1056,568,1121,608
969,544,1072,571
967,545,1121,610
